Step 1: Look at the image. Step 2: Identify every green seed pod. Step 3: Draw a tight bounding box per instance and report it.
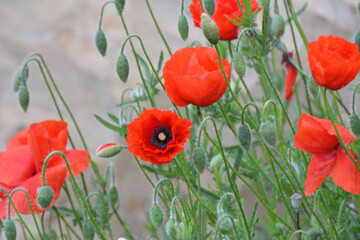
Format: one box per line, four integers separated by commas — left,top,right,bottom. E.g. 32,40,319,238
4,219,16,240
233,51,246,78
115,0,125,14
350,113,360,137
355,31,360,51
36,186,54,209
210,153,223,169
259,120,277,147
82,220,95,240
151,204,163,227
237,124,251,151
201,13,219,45
308,228,319,240
290,193,302,213
271,14,285,37
204,0,215,17
177,15,189,41
116,54,129,83
18,84,30,112
307,76,319,99
192,146,207,173
108,186,119,206
96,143,122,158
95,30,107,57
166,218,177,239
13,65,29,92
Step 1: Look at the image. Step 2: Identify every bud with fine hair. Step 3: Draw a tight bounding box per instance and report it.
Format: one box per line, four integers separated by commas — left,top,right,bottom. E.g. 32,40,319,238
96,143,122,158
237,124,251,151
166,218,177,239
37,186,54,209
192,146,207,173
115,0,125,14
271,14,285,37
95,30,107,56
307,76,319,99
116,54,130,83
4,218,16,240
178,15,189,41
151,203,163,227
13,65,29,92
18,84,30,112
82,220,95,240
201,13,219,45
210,153,223,169
233,52,246,78
108,186,119,206
259,120,277,147
350,113,360,137
204,0,215,17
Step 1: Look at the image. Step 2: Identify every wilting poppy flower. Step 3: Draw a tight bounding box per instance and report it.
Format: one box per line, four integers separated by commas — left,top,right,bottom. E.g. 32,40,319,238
0,120,90,218
283,52,298,101
163,47,231,107
308,35,360,90
189,0,261,40
294,113,360,196
126,108,193,165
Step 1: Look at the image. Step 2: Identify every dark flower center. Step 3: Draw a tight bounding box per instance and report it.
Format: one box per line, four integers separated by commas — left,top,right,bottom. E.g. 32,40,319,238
151,126,173,149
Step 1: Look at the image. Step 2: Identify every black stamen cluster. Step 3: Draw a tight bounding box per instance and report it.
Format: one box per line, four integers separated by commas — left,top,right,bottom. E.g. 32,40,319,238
151,126,173,149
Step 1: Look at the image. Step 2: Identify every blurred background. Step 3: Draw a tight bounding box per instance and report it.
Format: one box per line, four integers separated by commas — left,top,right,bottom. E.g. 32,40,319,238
0,0,359,238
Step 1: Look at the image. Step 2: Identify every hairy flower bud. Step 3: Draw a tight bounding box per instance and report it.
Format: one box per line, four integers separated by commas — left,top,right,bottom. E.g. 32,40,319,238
4,218,16,240
192,146,207,173
290,193,303,213
204,0,215,17
96,143,122,158
259,120,277,147
178,15,189,41
307,76,319,99
37,186,54,209
350,113,360,137
217,213,232,231
13,65,29,92
271,14,285,37
233,51,246,78
82,220,95,240
201,13,219,45
237,124,251,151
151,203,163,227
108,186,119,206
355,31,360,51
210,153,223,169
18,84,30,112
115,0,125,14
46,228,57,240
166,218,177,239
95,30,107,56
116,54,130,83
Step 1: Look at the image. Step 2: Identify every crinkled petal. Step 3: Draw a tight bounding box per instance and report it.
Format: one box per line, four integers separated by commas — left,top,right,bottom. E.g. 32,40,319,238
285,64,297,101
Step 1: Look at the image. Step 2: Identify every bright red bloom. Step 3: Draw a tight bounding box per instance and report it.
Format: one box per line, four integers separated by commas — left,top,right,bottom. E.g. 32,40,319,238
163,47,231,107
0,120,90,218
189,0,261,40
126,108,193,165
308,35,360,90
294,113,360,196
283,52,298,101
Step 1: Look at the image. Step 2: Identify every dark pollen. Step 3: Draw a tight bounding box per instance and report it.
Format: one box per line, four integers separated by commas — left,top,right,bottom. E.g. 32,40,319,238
151,126,173,149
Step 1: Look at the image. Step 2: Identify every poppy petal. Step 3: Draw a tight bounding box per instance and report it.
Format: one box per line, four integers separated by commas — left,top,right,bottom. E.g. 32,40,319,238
331,147,360,194
285,63,297,101
63,150,90,177
304,150,337,196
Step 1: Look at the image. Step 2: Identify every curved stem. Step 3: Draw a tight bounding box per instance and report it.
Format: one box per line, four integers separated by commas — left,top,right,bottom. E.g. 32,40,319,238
153,178,175,203
352,82,360,113
242,102,261,124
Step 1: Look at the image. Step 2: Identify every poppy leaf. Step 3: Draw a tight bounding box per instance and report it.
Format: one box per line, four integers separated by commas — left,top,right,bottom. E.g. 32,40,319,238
94,114,127,134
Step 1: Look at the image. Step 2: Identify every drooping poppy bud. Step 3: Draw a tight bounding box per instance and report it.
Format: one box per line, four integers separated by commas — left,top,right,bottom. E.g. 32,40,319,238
116,54,129,83
96,143,122,158
201,13,219,45
108,186,119,206
307,76,319,99
217,213,232,231
37,186,54,209
82,220,95,240
290,193,303,213
204,0,215,17
259,120,277,147
192,146,207,173
4,218,17,240
95,30,107,56
151,203,163,227
233,52,246,78
210,153,223,169
271,14,285,37
13,64,29,92
237,124,251,151
177,15,189,41
350,113,360,137
166,218,177,239
115,0,125,14
18,84,30,112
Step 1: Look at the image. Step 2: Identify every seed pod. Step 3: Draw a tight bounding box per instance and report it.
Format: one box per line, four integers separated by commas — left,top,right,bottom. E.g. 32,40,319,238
18,84,30,112
108,186,119,206
192,146,207,173
307,76,319,99
96,143,122,158
204,0,215,17
290,193,303,213
259,120,277,147
116,54,130,83
4,218,16,240
233,52,246,78
82,220,95,240
115,0,125,14
210,153,223,169
95,30,107,56
13,65,29,92
271,14,285,37
151,204,163,227
36,186,54,209
350,113,360,137
355,31,360,51
166,218,177,239
237,124,251,151
177,15,189,41
201,13,219,45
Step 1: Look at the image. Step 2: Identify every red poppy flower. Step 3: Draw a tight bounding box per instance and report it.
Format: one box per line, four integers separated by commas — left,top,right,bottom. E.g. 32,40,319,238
308,35,360,90
283,52,298,101
0,120,90,218
294,113,360,196
189,0,261,40
163,47,231,107
126,108,193,165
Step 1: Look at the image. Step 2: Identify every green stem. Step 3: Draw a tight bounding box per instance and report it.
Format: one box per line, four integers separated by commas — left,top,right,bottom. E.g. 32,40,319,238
53,206,81,240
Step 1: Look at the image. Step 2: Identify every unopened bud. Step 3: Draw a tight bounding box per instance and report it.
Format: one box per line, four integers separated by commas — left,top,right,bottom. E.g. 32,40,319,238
271,14,285,37
350,113,360,137
37,186,54,209
217,213,232,231
18,84,30,112
130,87,145,100
192,146,207,173
4,218,16,240
177,15,189,41
237,124,251,151
115,0,125,14
204,0,215,17
355,31,360,51
233,52,246,78
307,76,319,99
47,228,57,240
96,143,122,158
166,218,177,239
13,65,29,92
259,120,277,147
116,54,129,83
95,30,107,56
308,228,319,240
290,193,303,213
151,204,163,227
210,153,223,169
82,220,95,240
201,13,219,45
108,186,119,206
42,234,51,240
